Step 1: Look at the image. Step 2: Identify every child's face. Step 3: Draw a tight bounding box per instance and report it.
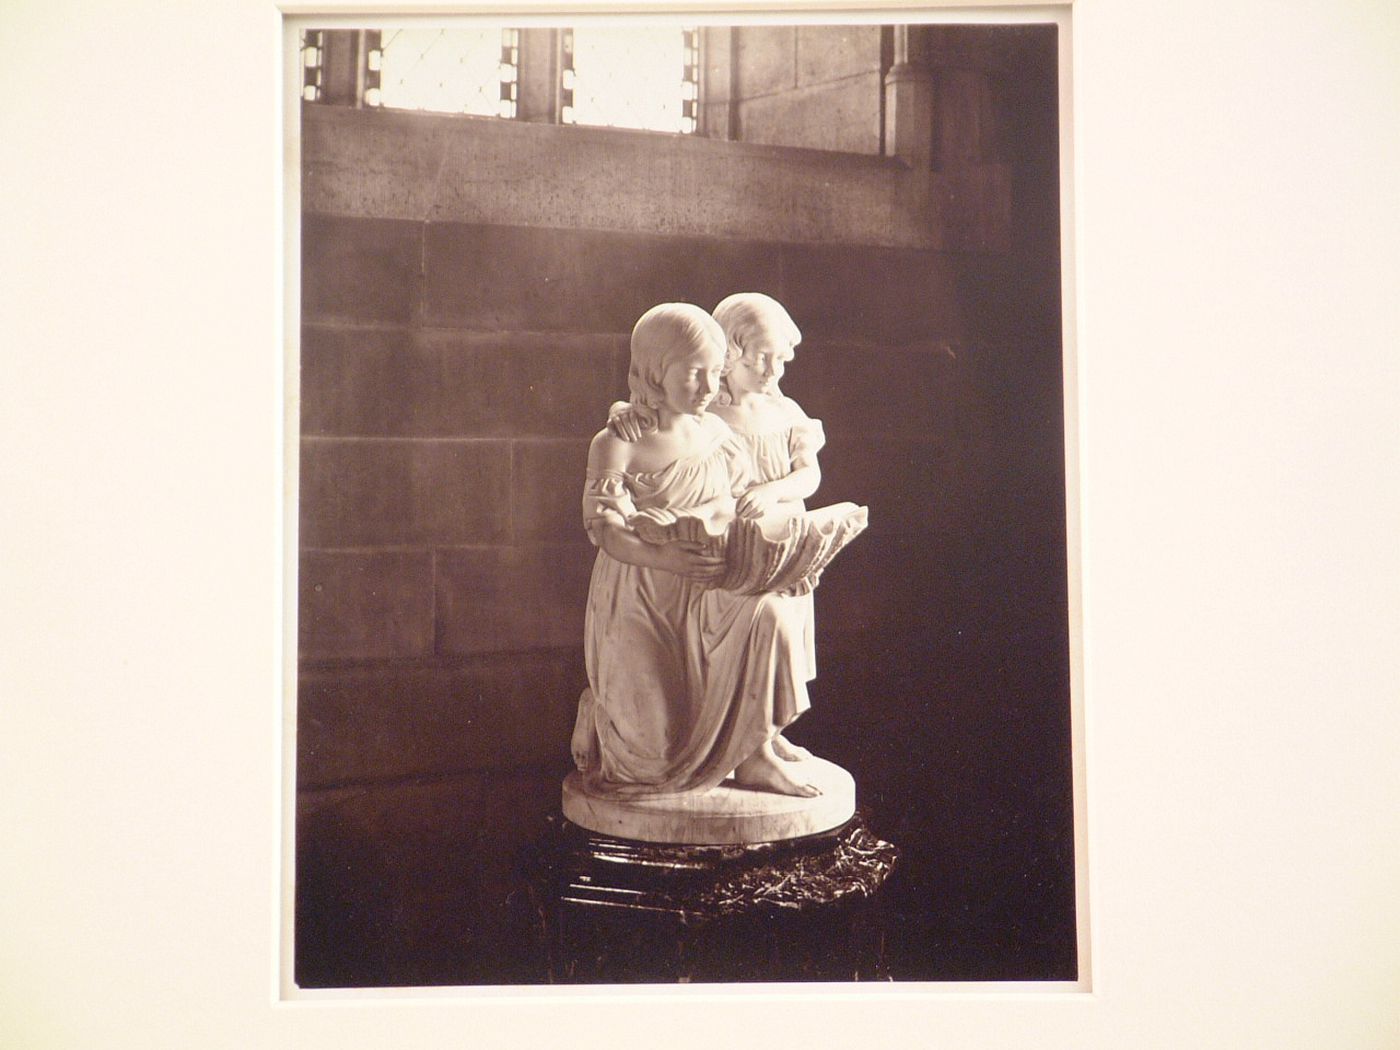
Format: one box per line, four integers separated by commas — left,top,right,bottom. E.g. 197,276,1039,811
727,332,794,399
659,339,725,417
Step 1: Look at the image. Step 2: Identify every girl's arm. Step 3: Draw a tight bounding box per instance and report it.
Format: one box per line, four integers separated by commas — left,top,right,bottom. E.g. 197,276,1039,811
735,402,823,518
735,463,820,519
606,400,655,442
596,524,725,582
585,428,726,582
759,460,822,500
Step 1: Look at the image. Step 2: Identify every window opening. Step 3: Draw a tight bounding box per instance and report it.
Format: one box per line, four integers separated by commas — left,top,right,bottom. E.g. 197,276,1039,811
363,28,520,117
300,30,324,102
560,26,700,134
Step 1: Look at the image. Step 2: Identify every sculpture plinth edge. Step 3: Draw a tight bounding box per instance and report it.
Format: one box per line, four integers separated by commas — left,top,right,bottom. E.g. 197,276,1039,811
562,757,857,845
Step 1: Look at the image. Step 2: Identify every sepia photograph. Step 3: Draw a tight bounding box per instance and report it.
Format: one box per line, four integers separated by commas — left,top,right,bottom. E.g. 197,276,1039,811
6,0,1398,1046
289,14,1080,988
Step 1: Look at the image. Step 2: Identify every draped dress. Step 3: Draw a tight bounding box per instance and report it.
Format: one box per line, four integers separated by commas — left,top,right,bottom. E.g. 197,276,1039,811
728,408,826,659
571,424,816,797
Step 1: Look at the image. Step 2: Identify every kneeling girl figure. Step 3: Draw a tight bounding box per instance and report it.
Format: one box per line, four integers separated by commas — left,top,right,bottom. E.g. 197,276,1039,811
572,302,820,799
606,291,825,764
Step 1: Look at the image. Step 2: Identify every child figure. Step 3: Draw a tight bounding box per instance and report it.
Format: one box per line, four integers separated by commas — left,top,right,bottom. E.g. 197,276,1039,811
608,292,824,763
573,302,822,799
709,291,824,523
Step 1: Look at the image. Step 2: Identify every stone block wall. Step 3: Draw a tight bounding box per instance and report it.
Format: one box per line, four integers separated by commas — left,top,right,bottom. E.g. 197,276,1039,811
729,25,886,155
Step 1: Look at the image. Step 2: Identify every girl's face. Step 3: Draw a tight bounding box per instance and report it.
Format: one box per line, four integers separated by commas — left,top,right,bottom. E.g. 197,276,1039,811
726,331,794,399
659,339,725,417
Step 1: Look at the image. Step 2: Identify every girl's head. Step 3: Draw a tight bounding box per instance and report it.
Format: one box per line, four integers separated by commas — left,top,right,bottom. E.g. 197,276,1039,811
711,292,802,401
628,302,727,415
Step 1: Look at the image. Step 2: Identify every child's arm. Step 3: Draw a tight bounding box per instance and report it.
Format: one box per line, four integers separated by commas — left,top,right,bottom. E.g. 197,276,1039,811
598,527,725,582
605,401,655,442
736,465,820,519
735,401,823,519
584,430,727,582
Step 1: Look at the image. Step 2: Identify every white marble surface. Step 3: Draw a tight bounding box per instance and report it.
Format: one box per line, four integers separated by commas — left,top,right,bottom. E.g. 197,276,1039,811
562,757,856,844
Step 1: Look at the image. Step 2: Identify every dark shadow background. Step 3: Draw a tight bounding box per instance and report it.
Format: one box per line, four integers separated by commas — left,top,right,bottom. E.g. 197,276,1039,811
294,23,1074,985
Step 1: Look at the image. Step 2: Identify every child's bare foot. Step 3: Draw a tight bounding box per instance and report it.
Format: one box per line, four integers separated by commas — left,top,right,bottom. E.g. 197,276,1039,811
732,742,820,797
770,734,812,762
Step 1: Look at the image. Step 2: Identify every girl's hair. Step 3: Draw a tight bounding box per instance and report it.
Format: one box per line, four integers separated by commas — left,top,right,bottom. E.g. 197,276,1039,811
710,293,802,404
627,303,726,409
712,292,802,370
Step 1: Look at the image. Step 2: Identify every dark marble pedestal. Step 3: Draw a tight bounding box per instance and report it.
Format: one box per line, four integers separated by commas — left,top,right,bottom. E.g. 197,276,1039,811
522,812,897,983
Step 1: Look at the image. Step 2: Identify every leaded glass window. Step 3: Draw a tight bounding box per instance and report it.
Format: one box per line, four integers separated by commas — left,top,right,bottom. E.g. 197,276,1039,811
363,28,520,118
300,30,324,103
561,26,700,134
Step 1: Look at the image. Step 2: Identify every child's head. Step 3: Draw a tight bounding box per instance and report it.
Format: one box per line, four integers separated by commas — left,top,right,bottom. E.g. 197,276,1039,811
628,302,727,411
711,292,802,401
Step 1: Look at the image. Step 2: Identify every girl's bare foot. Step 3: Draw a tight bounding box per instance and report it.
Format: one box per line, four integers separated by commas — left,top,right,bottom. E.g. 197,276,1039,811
732,741,820,797
770,734,812,762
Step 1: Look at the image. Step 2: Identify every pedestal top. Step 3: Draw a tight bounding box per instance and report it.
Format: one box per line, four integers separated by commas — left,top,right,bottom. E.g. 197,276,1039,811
561,757,857,845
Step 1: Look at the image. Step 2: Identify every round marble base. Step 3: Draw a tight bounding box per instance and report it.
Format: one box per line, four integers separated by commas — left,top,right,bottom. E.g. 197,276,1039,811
561,757,856,845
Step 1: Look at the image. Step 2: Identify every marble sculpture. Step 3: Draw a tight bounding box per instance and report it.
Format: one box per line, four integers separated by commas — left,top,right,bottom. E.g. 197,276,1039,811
563,295,868,844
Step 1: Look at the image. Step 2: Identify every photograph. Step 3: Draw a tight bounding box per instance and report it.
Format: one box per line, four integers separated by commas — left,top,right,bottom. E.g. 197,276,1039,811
6,0,1397,1046
289,15,1080,988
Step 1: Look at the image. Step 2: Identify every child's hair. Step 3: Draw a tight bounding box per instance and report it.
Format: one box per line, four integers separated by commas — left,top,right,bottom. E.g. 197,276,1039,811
712,292,802,372
710,293,802,405
628,303,726,409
